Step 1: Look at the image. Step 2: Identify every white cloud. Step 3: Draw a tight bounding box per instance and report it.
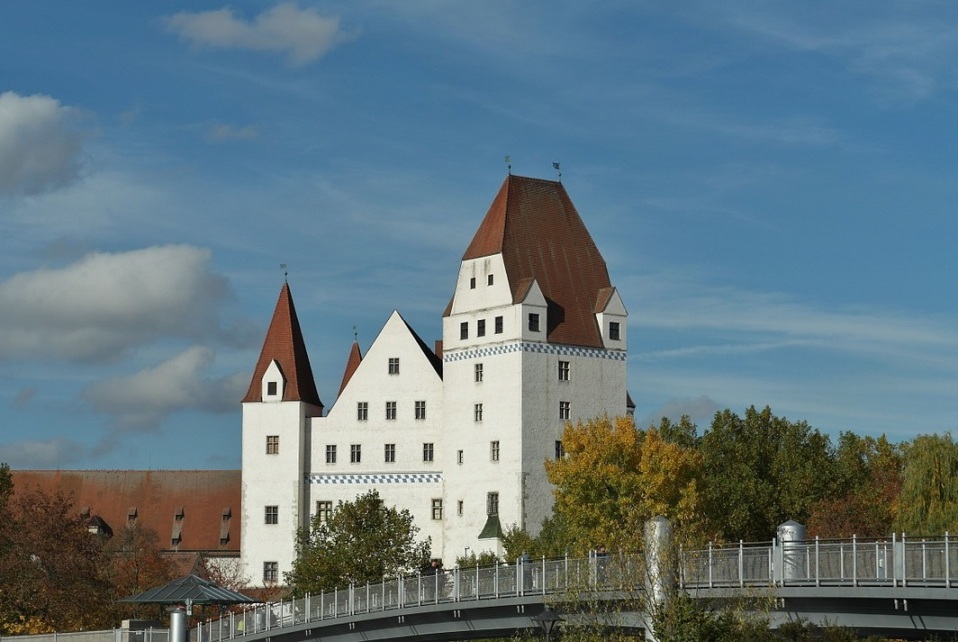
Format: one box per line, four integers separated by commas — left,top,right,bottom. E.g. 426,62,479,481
0,437,88,468
0,92,87,196
164,3,349,66
83,346,246,438
0,245,236,362
206,123,259,142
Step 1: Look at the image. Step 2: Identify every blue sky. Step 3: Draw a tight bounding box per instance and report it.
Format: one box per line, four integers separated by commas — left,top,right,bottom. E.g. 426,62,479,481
2,2,957,470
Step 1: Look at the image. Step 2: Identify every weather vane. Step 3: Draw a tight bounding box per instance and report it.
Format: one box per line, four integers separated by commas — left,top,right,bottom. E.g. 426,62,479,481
352,325,358,342
553,161,561,182
280,263,288,281
504,155,511,175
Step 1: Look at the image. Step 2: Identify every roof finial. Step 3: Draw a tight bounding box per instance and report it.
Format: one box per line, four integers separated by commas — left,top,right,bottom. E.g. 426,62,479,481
352,325,358,343
280,263,288,282
504,155,512,175
553,161,561,182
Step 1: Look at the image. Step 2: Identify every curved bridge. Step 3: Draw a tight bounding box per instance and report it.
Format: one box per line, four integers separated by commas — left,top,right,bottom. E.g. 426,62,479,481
196,534,958,641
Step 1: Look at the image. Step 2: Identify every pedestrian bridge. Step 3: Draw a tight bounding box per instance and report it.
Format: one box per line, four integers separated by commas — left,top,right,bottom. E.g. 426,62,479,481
196,534,958,641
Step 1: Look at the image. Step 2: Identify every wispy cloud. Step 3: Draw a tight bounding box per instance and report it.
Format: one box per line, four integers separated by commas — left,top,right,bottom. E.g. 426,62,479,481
164,3,352,66
0,437,88,468
205,123,259,142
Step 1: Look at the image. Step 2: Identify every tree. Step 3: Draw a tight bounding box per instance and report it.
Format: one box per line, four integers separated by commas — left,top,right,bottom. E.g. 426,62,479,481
285,490,430,596
699,406,838,542
545,415,704,553
894,432,958,535
104,523,177,621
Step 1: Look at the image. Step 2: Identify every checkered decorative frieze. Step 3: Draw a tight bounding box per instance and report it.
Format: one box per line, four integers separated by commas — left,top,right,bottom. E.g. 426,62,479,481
443,341,626,363
307,472,443,485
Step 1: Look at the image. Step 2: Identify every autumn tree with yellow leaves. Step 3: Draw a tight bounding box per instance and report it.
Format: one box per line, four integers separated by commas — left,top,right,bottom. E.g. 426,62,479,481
544,415,705,554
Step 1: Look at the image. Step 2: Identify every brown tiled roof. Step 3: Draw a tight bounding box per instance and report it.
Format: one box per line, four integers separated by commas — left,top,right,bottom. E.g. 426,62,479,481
338,342,363,396
457,175,613,348
10,470,241,555
242,282,323,408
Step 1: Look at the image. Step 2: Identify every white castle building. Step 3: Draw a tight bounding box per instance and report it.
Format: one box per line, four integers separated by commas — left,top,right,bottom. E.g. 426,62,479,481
240,175,630,584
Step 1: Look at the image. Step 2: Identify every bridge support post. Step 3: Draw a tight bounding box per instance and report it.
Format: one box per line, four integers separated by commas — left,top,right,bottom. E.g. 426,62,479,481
644,516,673,642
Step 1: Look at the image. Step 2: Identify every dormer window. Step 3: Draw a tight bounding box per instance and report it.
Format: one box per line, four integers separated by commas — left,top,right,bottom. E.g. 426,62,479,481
609,322,620,341
528,313,540,332
267,381,277,396
175,507,184,521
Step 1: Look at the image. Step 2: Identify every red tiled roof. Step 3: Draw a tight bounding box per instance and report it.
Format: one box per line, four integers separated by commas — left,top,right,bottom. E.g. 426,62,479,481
338,342,363,396
242,282,323,408
10,470,241,555
456,175,613,348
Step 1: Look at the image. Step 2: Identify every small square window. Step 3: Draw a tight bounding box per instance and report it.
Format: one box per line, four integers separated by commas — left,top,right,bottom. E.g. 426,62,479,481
432,498,443,520
529,313,540,332
555,440,565,459
495,316,503,334
266,435,279,454
559,401,571,420
477,319,486,337
486,492,499,516
415,400,426,420
470,277,476,289
316,500,333,523
325,444,337,464
267,381,277,396
490,440,500,462
474,403,483,422
609,322,620,341
357,402,368,421
385,443,396,463
388,358,400,374
558,360,570,381
265,505,278,525
475,363,484,383
386,401,397,420
263,562,278,584
423,443,434,462
350,444,361,463
488,274,494,286
460,322,468,340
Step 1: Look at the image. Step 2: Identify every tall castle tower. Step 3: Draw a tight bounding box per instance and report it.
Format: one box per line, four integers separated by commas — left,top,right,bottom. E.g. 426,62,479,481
240,283,323,584
440,175,628,557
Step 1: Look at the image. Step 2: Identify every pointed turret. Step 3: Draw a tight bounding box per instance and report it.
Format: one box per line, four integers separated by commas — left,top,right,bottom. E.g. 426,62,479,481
453,174,613,348
242,282,323,409
337,341,363,396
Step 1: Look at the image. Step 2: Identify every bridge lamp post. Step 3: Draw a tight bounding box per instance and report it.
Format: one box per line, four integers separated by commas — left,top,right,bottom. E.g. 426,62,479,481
532,606,563,642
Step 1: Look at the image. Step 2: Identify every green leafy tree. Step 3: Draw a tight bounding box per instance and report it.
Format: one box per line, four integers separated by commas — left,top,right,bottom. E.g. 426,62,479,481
285,490,430,596
105,523,177,621
699,406,839,542
894,432,958,535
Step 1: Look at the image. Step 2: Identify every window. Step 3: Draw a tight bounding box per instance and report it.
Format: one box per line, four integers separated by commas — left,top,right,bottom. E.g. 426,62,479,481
529,313,540,332
475,363,483,383
457,449,463,464
558,360,570,381
423,443,434,462
474,403,483,422
415,400,426,420
263,562,278,584
491,440,500,462
470,277,476,289
265,505,278,525
325,444,337,464
460,322,468,340
559,401,571,420
388,357,400,374
384,443,396,463
555,440,565,459
266,435,279,454
609,321,620,341
495,316,503,334
350,444,361,463
267,381,277,396
486,492,499,516
458,500,464,516
357,402,368,421
477,319,486,337
316,501,333,523
488,274,494,286
432,499,443,520
386,401,397,420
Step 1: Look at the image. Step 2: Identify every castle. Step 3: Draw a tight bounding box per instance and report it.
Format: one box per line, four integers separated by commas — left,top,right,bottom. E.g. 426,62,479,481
240,174,630,584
